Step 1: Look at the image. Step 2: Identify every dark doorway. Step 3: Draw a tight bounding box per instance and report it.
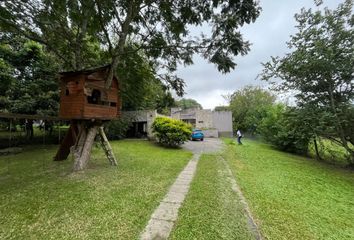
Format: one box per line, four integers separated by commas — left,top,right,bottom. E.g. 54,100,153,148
126,122,147,138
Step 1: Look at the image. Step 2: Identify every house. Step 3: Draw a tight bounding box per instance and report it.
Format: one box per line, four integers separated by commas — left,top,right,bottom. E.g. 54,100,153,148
122,110,160,138
122,108,233,138
170,108,233,137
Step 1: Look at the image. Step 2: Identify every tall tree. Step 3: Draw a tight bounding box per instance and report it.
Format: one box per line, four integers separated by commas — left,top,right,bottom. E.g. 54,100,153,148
228,85,276,134
261,0,354,164
0,36,60,116
0,35,60,139
0,0,261,170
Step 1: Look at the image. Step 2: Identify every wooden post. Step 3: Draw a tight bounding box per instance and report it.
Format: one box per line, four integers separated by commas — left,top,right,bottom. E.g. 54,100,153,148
54,122,78,161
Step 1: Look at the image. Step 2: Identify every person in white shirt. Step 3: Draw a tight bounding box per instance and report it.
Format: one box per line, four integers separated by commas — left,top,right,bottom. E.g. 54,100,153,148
236,129,242,145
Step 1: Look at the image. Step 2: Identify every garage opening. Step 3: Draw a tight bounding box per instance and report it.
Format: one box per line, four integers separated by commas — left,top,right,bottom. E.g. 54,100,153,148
126,121,147,138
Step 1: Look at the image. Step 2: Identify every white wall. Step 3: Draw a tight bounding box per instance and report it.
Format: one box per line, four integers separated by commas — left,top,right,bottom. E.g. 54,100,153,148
212,111,233,137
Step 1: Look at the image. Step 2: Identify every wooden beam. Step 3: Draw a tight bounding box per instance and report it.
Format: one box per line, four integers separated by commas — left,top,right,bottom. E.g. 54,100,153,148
0,112,120,121
54,123,78,161
0,112,61,121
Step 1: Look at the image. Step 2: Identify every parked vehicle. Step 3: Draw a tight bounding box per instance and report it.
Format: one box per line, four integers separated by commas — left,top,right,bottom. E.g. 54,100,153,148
191,129,204,141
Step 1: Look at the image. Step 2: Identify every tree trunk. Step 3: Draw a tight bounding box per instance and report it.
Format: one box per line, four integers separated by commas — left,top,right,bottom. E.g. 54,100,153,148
55,120,117,171
72,123,87,160
313,138,322,161
104,1,136,89
73,124,99,171
328,86,354,164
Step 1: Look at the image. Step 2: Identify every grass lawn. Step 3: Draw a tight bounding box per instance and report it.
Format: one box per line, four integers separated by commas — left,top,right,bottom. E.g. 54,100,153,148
223,138,354,240
170,153,255,239
0,140,192,239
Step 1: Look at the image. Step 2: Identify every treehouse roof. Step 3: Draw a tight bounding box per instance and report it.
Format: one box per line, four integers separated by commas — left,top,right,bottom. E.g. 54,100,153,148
59,65,116,81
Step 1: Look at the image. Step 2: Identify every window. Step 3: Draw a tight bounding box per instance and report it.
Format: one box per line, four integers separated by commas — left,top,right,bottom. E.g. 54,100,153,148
87,89,101,104
87,89,117,107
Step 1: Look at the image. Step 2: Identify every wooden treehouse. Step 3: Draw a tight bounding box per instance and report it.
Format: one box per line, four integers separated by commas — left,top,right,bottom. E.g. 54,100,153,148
59,66,121,120
54,66,121,170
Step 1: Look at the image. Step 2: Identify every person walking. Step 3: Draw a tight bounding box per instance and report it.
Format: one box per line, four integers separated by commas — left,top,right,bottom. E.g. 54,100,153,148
236,129,243,145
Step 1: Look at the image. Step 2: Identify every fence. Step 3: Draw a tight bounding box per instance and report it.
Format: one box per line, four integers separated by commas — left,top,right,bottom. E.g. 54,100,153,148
0,113,69,149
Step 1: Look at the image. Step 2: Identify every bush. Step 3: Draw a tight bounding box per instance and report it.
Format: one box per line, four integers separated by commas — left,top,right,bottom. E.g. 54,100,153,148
152,116,192,147
104,116,132,140
258,104,312,154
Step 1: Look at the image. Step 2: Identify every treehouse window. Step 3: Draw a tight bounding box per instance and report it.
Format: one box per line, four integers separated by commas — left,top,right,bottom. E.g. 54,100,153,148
65,88,69,96
87,89,101,104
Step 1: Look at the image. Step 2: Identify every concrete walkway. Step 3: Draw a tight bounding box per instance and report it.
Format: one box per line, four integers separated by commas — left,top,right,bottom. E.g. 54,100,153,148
140,138,222,240
140,153,200,240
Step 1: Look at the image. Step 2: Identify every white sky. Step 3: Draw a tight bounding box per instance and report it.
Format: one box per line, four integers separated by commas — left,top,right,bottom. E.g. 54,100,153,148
175,0,342,109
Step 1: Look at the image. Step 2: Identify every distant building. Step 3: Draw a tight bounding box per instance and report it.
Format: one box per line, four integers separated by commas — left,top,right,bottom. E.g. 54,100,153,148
121,108,233,138
170,108,233,137
121,110,160,138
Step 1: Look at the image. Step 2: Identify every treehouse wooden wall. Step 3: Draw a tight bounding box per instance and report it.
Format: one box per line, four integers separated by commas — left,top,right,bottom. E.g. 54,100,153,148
59,69,121,120
59,74,86,119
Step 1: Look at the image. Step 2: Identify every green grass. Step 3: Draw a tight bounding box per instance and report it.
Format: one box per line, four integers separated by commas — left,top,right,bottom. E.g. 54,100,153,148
0,140,192,239
223,138,354,240
170,154,255,240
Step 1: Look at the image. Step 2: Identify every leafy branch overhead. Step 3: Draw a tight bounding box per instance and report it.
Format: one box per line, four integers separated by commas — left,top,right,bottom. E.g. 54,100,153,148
0,0,260,95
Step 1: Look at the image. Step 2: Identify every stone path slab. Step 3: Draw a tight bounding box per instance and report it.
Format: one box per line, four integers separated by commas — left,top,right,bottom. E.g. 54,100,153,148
140,153,200,240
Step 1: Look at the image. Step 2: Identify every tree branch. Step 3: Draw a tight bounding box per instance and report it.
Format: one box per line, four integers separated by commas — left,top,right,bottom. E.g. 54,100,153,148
94,0,113,55
105,0,140,89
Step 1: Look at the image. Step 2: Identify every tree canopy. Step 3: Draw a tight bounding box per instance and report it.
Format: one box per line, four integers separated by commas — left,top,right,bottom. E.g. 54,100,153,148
261,0,354,164
0,34,175,116
118,45,175,112
228,85,276,134
0,36,59,116
175,98,203,110
0,0,260,94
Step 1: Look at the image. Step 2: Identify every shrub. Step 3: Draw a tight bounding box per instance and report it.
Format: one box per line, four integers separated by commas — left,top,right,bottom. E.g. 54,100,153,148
152,116,192,147
104,116,132,140
258,104,312,154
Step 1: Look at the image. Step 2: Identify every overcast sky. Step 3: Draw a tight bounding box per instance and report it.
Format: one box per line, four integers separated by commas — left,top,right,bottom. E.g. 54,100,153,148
175,0,342,109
